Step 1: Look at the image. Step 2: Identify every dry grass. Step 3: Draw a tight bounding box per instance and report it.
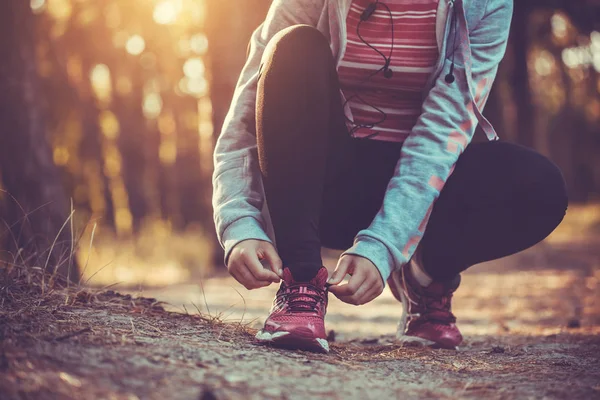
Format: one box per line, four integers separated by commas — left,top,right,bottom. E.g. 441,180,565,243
1,198,599,399
75,219,214,288
2,263,599,400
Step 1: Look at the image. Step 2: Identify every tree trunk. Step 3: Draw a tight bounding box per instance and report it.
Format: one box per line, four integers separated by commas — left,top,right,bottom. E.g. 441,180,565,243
511,1,536,148
0,0,79,281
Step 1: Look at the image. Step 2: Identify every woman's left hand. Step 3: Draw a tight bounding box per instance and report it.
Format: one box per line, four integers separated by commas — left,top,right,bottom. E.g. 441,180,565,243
328,255,384,305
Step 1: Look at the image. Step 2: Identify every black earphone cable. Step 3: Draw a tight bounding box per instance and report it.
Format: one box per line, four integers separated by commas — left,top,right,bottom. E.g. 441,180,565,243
445,2,458,84
343,0,395,139
345,0,459,139
378,1,395,78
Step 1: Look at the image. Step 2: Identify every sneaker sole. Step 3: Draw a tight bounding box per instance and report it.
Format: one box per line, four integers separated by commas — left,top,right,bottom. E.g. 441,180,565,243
389,267,459,350
255,330,329,353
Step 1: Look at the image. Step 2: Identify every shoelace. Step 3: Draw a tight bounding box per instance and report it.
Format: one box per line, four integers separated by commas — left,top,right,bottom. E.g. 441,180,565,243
402,268,456,324
415,292,457,324
276,283,326,313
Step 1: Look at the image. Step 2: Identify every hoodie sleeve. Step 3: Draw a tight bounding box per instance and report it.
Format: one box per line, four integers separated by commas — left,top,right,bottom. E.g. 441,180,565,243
342,0,513,283
212,0,324,265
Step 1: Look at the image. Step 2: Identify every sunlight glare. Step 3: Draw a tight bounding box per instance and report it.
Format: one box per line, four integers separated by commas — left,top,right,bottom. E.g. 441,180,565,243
562,47,591,69
104,147,122,178
115,206,133,236
53,147,70,166
187,78,207,97
31,0,46,13
126,35,146,56
143,93,163,119
592,32,600,73
90,64,112,106
592,31,600,52
159,141,177,165
100,110,120,139
534,50,554,77
47,0,72,21
153,1,179,25
158,114,177,136
183,58,205,79
190,34,209,55
551,13,568,40
179,77,208,98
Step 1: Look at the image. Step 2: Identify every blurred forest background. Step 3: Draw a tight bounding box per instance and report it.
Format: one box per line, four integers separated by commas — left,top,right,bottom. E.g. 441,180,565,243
1,0,599,287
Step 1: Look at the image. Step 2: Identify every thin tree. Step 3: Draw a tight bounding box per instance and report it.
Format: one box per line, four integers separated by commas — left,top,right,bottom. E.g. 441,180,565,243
0,0,79,280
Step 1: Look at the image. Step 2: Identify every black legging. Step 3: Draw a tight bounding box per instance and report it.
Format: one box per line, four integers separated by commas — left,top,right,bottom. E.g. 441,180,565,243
256,25,568,282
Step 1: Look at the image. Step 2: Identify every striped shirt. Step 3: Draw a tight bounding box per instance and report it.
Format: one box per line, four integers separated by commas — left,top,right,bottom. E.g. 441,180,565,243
338,0,439,142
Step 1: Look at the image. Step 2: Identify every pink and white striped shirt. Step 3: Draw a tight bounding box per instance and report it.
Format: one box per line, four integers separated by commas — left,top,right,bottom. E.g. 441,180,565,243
338,0,439,142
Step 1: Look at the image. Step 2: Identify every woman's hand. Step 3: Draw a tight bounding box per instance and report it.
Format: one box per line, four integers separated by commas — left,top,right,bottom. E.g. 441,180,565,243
328,255,384,305
228,240,283,290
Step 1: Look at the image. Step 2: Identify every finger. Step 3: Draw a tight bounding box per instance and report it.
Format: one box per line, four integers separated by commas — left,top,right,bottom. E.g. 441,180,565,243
329,267,366,297
242,250,281,283
348,278,375,304
259,245,283,278
362,282,384,304
345,280,382,305
335,279,371,305
328,256,352,285
232,265,271,290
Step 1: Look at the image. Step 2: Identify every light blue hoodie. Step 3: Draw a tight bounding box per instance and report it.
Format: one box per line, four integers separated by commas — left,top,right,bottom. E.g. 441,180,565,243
212,0,514,283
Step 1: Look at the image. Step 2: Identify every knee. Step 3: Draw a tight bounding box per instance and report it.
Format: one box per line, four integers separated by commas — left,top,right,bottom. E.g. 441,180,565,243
518,150,569,222
262,25,333,71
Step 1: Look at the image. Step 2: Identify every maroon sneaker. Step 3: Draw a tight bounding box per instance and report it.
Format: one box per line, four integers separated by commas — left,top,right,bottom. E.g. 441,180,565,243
255,267,329,352
388,262,463,349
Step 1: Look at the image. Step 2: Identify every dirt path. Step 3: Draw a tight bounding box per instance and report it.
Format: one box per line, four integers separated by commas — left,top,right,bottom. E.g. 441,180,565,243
1,241,600,399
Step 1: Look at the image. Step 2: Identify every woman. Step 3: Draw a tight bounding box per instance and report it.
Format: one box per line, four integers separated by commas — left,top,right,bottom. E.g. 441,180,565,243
212,0,567,353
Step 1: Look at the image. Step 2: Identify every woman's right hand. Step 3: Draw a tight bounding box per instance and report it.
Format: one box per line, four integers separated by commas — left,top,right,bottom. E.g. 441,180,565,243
228,240,283,290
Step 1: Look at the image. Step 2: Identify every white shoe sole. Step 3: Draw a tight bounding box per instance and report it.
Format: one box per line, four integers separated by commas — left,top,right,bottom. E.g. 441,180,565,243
255,330,330,353
255,331,290,341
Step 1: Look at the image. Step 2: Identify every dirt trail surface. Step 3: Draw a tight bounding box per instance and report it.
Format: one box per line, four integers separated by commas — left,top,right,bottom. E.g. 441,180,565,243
1,241,600,399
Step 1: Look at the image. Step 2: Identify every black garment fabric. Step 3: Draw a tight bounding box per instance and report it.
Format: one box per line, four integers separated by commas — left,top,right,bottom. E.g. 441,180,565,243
255,25,568,282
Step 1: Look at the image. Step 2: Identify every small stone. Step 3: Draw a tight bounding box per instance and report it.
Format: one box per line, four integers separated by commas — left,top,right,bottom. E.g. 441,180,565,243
59,372,82,387
224,373,246,384
262,388,283,397
491,346,505,354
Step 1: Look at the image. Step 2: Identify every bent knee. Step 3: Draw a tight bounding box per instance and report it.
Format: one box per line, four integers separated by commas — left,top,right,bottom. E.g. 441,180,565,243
263,25,332,65
519,151,569,222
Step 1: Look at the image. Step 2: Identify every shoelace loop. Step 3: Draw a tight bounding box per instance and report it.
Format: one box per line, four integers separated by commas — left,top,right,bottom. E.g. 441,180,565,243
276,283,326,313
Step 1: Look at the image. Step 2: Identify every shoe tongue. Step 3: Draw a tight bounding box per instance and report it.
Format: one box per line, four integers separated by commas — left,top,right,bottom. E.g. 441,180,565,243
422,282,447,296
309,267,329,288
280,267,327,312
282,267,328,289
421,275,460,295
282,268,295,284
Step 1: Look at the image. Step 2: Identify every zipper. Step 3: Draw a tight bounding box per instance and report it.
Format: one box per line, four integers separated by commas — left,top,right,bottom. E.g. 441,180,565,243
336,0,350,67
423,0,455,97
